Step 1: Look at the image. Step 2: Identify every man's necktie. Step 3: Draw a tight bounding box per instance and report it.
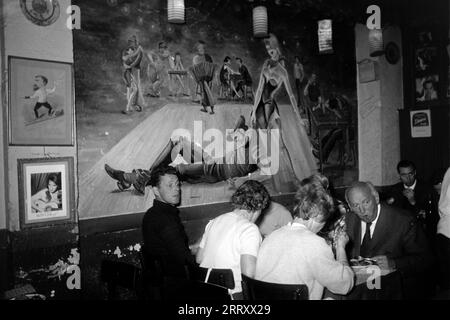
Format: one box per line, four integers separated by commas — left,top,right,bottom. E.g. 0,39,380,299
360,222,372,257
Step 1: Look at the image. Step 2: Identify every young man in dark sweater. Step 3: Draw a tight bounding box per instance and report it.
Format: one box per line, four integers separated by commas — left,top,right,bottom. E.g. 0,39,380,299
142,167,196,277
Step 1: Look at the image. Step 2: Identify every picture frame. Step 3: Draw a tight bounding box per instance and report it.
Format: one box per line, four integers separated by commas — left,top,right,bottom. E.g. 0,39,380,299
410,109,432,138
18,157,75,229
415,74,439,103
8,56,74,146
411,26,446,108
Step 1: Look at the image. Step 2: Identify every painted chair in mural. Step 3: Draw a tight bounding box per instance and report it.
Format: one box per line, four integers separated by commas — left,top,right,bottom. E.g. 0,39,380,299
242,84,254,103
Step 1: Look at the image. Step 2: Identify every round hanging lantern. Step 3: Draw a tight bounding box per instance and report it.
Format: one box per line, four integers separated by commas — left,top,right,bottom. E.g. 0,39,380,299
368,28,384,57
168,0,185,24
253,6,268,38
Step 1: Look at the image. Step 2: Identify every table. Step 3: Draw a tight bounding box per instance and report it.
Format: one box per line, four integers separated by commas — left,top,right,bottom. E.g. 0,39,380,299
323,266,403,300
168,70,189,95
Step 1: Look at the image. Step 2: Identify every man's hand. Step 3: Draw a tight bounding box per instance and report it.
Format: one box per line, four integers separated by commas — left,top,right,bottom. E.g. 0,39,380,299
371,255,396,272
402,189,416,205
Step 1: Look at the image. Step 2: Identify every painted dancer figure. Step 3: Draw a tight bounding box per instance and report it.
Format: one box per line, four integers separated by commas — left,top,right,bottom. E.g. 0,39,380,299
24,75,56,119
122,46,144,114
190,40,217,114
251,33,314,180
147,41,174,97
122,35,145,112
104,116,274,195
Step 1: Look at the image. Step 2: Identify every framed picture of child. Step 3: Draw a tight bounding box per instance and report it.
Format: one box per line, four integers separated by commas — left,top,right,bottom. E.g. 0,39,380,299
18,157,75,229
8,56,74,146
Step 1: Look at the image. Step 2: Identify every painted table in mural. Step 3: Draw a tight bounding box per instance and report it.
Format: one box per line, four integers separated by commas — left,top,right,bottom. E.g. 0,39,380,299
168,70,189,96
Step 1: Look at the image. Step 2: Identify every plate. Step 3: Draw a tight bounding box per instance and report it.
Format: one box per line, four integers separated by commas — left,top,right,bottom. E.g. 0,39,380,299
20,0,61,26
350,257,377,267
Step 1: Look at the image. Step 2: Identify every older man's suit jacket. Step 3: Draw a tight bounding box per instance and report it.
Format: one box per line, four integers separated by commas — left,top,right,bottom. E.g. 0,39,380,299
345,203,432,277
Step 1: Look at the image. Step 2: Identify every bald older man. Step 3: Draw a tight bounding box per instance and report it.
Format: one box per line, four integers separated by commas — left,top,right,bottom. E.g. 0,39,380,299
345,181,433,299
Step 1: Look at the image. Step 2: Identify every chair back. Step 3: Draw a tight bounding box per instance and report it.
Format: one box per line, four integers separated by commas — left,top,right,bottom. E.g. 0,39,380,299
192,267,235,290
139,245,191,284
100,259,143,300
162,276,231,301
241,274,308,300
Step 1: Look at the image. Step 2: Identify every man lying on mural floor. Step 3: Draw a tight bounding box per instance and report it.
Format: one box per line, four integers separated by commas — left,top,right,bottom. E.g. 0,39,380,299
104,116,279,195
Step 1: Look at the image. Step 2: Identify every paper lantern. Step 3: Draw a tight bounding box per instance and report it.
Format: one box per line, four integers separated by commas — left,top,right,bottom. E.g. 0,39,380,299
253,6,268,38
369,28,384,57
318,19,333,54
168,0,185,24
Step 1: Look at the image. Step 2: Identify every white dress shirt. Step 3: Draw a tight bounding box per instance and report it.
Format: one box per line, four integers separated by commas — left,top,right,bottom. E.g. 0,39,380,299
438,168,450,239
360,204,381,243
404,180,417,190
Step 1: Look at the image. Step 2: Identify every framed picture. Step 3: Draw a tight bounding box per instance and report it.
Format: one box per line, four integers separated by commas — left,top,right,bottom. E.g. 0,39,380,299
411,26,447,108
410,109,432,138
415,47,439,74
415,74,439,103
18,157,75,229
415,30,436,47
8,56,74,146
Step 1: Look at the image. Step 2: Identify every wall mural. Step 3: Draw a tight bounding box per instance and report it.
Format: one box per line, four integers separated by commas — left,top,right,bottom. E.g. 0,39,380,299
74,0,357,219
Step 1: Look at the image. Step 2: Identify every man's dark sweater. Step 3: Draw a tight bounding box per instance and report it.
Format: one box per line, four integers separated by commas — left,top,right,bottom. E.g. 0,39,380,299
142,200,195,274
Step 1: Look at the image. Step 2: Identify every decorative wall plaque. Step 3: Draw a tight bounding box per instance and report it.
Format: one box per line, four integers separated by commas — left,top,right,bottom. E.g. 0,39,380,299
20,0,61,27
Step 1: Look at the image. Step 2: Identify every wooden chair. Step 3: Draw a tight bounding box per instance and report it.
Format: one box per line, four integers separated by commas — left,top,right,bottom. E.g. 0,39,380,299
100,259,143,300
138,249,192,300
242,85,254,103
241,274,309,300
192,267,235,290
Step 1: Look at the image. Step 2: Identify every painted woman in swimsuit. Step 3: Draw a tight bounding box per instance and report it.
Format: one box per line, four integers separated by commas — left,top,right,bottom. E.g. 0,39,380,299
250,33,309,179
251,33,302,130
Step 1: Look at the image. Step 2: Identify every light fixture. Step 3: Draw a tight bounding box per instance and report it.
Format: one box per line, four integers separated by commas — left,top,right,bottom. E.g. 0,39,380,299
369,28,384,57
168,0,185,24
253,6,268,38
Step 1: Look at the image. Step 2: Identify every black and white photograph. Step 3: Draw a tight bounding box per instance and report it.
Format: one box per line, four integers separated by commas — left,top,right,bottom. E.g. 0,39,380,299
416,74,439,102
415,47,439,73
17,157,74,229
0,0,449,306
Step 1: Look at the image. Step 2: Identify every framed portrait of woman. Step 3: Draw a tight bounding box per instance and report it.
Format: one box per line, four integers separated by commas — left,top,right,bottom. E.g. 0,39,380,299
18,157,75,229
